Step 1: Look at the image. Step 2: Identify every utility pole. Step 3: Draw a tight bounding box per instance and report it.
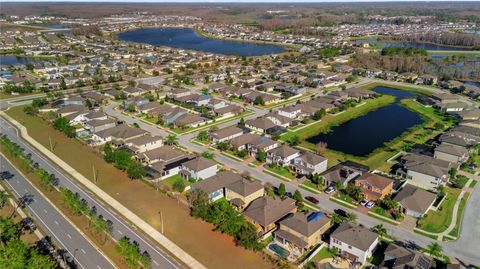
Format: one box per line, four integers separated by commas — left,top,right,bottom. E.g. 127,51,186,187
48,136,53,151
159,211,164,234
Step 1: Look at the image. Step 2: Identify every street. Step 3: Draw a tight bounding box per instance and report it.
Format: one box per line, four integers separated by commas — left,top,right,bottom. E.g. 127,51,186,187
0,116,182,269
0,154,116,269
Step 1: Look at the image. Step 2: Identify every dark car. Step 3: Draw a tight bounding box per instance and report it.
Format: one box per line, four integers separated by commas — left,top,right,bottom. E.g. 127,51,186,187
305,196,319,204
285,192,293,198
334,209,348,218
0,171,14,180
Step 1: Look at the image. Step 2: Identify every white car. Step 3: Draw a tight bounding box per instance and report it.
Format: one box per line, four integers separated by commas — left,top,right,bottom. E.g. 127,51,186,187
360,200,368,206
325,187,335,194
366,201,375,209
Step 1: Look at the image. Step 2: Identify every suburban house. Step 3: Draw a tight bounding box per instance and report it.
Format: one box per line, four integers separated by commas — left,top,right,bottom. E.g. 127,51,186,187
124,135,163,154
242,196,297,235
274,211,331,255
381,243,432,269
84,118,117,133
192,171,264,210
329,222,379,266
57,104,88,118
434,143,469,164
209,126,244,143
292,152,328,176
399,153,454,190
180,157,218,181
142,146,192,180
247,137,279,157
353,172,394,201
394,184,436,218
245,118,278,134
322,161,369,188
91,124,147,145
266,144,301,167
229,133,263,151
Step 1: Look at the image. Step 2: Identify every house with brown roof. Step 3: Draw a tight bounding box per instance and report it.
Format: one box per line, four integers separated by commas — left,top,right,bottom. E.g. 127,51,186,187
229,133,262,151
247,137,279,157
354,172,394,201
175,113,207,128
394,184,436,218
330,222,379,265
243,196,297,235
209,126,244,143
322,161,368,188
245,118,277,134
213,104,244,118
180,157,217,181
274,211,331,255
192,171,264,210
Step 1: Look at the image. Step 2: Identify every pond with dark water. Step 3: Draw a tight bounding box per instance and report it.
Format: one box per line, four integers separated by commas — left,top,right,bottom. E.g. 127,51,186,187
306,87,424,156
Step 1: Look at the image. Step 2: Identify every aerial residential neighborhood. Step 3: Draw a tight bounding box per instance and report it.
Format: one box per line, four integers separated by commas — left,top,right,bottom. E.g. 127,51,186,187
0,1,479,269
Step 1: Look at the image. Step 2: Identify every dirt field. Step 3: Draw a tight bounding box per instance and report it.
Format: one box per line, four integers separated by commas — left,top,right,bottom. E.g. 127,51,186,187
6,106,273,269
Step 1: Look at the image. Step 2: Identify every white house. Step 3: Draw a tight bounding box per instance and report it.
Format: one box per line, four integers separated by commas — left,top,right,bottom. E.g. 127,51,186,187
180,157,218,181
330,222,379,265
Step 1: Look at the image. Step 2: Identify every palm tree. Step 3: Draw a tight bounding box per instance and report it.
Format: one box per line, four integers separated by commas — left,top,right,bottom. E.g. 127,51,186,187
427,242,443,259
165,134,178,146
371,224,388,237
346,212,357,223
0,191,11,209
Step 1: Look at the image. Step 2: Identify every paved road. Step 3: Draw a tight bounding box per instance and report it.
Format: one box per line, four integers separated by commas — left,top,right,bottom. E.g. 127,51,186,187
0,154,115,269
0,117,182,269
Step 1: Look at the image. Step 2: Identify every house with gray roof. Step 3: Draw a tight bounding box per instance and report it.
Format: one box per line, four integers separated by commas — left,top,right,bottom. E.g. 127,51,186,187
330,222,379,265
394,184,436,218
381,243,432,269
400,153,454,190
91,124,147,145
209,126,244,143
293,152,328,175
434,143,469,164
180,157,217,181
266,144,301,167
84,118,116,133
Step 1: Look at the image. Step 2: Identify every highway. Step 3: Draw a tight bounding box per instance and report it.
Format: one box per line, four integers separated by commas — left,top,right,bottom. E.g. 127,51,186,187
0,154,115,269
0,117,182,269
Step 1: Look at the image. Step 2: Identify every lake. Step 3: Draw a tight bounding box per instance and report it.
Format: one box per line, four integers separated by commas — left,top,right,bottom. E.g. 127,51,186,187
354,39,474,51
306,87,424,156
117,28,286,56
0,55,33,66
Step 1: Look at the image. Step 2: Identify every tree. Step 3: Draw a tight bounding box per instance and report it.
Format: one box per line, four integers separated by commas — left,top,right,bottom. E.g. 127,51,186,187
278,183,286,197
165,134,178,145
238,117,245,127
200,151,214,159
371,224,387,237
264,182,274,196
126,162,146,179
293,190,303,207
330,213,344,225
288,135,300,146
436,184,446,198
216,142,229,151
433,122,445,131
23,106,38,116
172,179,186,192
0,191,10,209
257,150,266,162
346,212,357,223
346,184,363,202
316,142,328,155
52,117,76,138
26,250,57,269
427,242,443,259
254,96,265,106
312,108,326,121
188,190,210,219
197,130,209,142
0,217,19,244
0,239,29,269
380,195,399,211
115,237,151,269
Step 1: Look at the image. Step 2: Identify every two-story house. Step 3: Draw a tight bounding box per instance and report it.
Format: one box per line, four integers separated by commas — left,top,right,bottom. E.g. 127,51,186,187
180,157,217,181
353,172,394,201
243,196,297,235
266,144,301,167
292,152,328,176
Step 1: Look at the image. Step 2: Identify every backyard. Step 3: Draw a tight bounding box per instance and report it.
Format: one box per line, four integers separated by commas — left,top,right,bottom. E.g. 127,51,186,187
418,187,461,233
5,105,273,269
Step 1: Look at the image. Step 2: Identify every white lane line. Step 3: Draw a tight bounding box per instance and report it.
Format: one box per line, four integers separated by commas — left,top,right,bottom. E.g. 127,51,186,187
97,266,102,269
43,209,47,213
81,249,86,254
54,220,59,225
117,230,123,235
67,233,72,239
153,260,159,266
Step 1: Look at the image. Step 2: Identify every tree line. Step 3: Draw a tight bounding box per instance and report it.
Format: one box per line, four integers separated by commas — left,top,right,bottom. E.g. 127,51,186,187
103,143,146,179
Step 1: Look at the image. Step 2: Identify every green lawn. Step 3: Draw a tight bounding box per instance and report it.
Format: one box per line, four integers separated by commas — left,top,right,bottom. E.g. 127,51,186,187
361,82,435,97
302,180,325,192
448,192,470,238
470,180,478,188
265,165,296,179
160,174,192,189
418,187,461,233
311,247,335,263
334,190,354,204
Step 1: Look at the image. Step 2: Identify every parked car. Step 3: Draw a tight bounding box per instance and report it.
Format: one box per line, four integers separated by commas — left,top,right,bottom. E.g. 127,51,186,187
324,186,335,194
305,196,319,204
366,201,375,209
360,200,368,206
285,192,293,198
334,209,348,218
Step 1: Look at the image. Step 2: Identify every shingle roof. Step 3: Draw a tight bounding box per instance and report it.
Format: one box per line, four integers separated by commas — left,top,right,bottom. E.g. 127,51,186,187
394,184,436,214
279,211,330,237
243,196,296,227
331,222,378,251
183,157,216,172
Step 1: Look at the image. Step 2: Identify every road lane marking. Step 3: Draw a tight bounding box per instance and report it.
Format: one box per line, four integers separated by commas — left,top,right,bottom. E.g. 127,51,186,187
153,260,159,266
67,233,72,239
44,209,47,213
81,249,86,254
118,230,123,235
54,221,59,225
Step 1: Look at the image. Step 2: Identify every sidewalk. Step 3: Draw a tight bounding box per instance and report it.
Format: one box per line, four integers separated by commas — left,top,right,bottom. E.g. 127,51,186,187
1,111,206,269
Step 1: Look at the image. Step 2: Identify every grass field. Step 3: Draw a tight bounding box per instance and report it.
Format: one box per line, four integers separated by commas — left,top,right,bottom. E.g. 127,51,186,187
418,187,461,233
448,192,470,238
5,106,273,269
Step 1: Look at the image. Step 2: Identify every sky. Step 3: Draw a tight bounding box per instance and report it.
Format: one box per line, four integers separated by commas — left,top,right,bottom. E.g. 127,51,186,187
4,0,478,2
